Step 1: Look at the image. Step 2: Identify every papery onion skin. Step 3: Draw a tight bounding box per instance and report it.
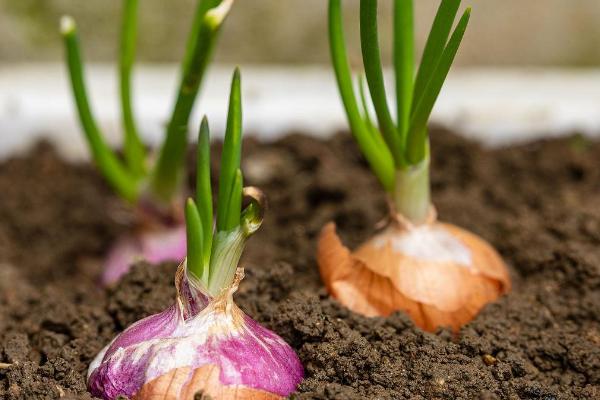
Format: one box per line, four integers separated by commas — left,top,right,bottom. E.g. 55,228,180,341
317,222,511,332
102,225,187,285
136,364,282,399
88,265,303,399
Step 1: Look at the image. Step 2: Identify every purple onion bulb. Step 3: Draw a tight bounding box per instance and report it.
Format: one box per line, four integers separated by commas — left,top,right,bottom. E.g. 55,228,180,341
88,262,304,399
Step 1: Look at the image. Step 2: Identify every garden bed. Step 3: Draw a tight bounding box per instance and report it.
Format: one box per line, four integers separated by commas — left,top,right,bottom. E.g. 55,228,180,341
0,129,598,399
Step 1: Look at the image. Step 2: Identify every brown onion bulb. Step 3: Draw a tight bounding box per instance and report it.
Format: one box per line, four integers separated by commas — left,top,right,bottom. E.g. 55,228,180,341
317,218,511,332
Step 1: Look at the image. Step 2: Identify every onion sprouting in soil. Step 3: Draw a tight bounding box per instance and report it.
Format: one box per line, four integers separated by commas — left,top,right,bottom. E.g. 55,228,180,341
319,0,511,332
60,0,234,285
88,70,304,399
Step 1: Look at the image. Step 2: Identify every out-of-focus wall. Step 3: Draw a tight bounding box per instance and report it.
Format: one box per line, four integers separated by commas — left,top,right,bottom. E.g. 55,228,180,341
1,0,600,66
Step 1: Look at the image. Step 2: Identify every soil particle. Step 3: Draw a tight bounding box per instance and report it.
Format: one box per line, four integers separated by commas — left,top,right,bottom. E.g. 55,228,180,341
107,262,176,329
1,130,599,399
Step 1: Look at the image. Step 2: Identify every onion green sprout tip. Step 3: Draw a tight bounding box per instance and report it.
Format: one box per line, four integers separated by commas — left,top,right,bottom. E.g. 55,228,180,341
184,69,259,295
60,16,76,35
206,0,235,29
216,70,243,232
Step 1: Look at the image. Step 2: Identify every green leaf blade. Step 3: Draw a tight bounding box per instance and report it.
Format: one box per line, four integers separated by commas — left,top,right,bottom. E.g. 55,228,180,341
328,0,395,192
358,75,391,153
406,7,471,164
360,0,402,164
150,0,231,203
393,0,414,146
185,198,205,282
357,74,374,130
223,169,243,232
60,16,138,202
119,0,146,177
196,116,213,266
411,0,461,113
216,69,243,232
207,168,242,292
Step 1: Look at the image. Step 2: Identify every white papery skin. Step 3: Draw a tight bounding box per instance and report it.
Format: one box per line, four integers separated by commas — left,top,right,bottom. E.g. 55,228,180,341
370,224,473,266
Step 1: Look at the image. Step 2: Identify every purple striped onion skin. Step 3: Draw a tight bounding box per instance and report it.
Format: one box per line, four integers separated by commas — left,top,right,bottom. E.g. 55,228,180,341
88,264,303,399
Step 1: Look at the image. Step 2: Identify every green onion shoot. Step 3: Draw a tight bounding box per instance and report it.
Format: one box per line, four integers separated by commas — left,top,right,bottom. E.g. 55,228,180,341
318,0,511,332
87,69,304,399
59,0,234,285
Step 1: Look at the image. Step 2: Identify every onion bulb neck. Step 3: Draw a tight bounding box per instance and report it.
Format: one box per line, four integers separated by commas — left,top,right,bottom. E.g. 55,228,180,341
392,155,431,226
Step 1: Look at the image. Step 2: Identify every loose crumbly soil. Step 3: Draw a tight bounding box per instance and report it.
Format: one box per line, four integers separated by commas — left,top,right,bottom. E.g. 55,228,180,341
0,130,599,399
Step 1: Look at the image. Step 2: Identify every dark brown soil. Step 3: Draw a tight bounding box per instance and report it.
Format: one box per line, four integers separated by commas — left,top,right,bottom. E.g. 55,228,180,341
1,130,599,399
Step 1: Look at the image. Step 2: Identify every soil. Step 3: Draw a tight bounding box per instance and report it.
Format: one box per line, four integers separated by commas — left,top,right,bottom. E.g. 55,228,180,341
0,130,599,399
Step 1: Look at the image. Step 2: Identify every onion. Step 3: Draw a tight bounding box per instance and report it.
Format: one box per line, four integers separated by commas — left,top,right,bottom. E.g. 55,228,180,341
323,0,498,332
102,225,187,285
317,213,511,332
89,69,304,399
89,263,304,399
